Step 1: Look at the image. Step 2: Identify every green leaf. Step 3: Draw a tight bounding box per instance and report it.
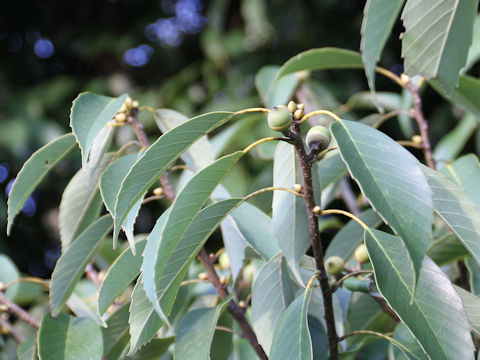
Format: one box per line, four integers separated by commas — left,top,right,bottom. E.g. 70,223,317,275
365,228,475,360
422,165,480,268
100,152,143,250
269,288,313,360
7,133,77,235
220,216,246,281
102,303,130,360
454,285,480,336
317,153,347,192
59,154,112,250
426,233,469,266
347,91,402,112
173,298,230,360
70,92,127,168
331,119,433,293
0,254,20,301
275,48,363,81
98,239,147,316
230,202,279,260
273,142,311,284
17,336,37,360
86,126,114,183
433,114,477,168
154,109,214,170
466,256,480,295
38,313,103,360
361,0,404,94
251,254,295,354
129,337,174,359
442,153,480,209
391,323,428,360
325,209,382,260
113,111,233,243
255,65,299,108
50,215,113,316
401,0,478,95
465,14,480,71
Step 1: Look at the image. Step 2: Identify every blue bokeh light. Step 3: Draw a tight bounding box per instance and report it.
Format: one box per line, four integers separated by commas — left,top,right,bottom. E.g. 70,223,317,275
34,38,54,59
0,164,9,183
123,44,154,67
6,178,37,216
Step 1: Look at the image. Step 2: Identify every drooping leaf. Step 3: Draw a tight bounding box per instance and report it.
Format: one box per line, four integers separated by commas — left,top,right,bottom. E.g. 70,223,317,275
66,292,104,327
269,288,313,360
98,239,147,316
365,228,475,360
422,165,480,268
442,153,480,209
154,109,214,170
230,202,279,260
454,285,480,336
325,209,382,260
173,298,230,360
401,0,478,95
113,111,233,243
347,91,402,112
50,215,113,316
59,154,112,250
101,303,130,360
220,216,246,282
255,65,299,108
275,48,363,81
70,92,127,168
361,0,404,94
7,133,77,234
38,313,103,360
273,141,311,284
252,254,295,354
331,119,433,292
433,114,477,168
426,233,469,266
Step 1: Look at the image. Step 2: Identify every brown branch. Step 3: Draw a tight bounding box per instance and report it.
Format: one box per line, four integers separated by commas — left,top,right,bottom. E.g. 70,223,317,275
0,315,25,343
288,124,339,359
128,109,267,360
0,291,40,330
404,79,436,169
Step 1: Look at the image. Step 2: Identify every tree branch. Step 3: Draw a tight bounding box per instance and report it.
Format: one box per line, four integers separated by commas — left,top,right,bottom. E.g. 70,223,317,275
0,291,40,330
0,315,25,343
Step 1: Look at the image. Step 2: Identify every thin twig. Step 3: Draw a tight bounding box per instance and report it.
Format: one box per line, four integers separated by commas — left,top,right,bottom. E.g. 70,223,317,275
0,291,40,329
288,124,339,359
0,315,25,343
337,330,394,343
403,78,436,169
85,263,101,287
333,270,373,291
141,195,165,205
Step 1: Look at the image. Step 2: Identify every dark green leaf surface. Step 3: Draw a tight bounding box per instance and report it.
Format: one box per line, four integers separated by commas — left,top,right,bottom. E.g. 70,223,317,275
130,337,174,359
7,133,77,234
273,142,311,284
98,239,147,316
422,166,480,267
391,323,428,360
332,119,433,292
365,228,475,360
252,254,295,354
361,0,404,94
401,0,477,95
38,313,103,360
426,233,468,266
70,92,127,168
270,289,313,360
317,153,347,191
102,303,130,360
113,111,233,243
173,299,230,360
50,215,113,316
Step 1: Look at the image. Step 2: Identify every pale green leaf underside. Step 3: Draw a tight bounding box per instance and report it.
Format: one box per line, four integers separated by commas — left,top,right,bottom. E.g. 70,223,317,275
422,165,480,268
113,111,233,244
270,288,313,360
252,254,295,354
401,0,477,95
7,133,77,234
331,119,433,293
255,65,299,108
454,285,480,336
366,228,475,360
70,92,127,168
38,313,103,360
50,215,113,316
361,0,404,93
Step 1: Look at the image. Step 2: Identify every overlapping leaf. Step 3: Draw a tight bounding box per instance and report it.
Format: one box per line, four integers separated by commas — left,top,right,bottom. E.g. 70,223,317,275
7,133,77,234
70,92,127,168
454,285,480,336
442,154,480,209
252,254,295,354
101,303,130,360
365,228,475,359
331,119,433,292
255,65,299,108
50,215,113,316
422,166,480,267
113,111,233,243
401,0,477,95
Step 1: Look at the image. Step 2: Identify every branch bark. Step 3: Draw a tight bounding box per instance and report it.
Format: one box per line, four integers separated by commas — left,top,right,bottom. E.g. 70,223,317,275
0,291,40,330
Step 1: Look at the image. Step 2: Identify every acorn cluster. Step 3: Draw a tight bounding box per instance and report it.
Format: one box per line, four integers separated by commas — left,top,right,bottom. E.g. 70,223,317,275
267,101,306,132
112,96,139,125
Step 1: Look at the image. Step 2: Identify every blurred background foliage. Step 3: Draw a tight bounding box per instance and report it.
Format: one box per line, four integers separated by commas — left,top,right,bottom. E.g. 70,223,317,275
1,0,477,280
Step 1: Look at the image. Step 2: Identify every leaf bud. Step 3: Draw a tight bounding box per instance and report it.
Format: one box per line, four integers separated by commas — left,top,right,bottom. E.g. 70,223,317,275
287,101,297,113
115,113,127,123
153,187,164,196
293,183,303,193
293,108,304,120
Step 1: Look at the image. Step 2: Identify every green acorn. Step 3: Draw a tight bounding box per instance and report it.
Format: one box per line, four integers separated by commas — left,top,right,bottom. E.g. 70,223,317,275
267,106,292,132
305,125,331,151
325,256,344,275
354,244,370,263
